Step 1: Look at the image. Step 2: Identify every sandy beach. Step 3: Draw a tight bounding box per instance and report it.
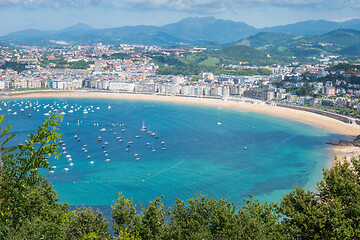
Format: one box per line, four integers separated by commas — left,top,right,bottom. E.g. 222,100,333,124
3,90,360,164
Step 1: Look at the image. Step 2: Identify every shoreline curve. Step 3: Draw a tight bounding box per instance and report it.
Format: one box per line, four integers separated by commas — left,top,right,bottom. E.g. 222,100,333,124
2,90,360,137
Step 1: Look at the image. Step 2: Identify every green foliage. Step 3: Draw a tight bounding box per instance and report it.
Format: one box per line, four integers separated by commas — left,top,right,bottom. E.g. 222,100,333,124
0,113,111,239
65,207,111,239
280,157,360,239
291,82,313,96
191,76,199,81
0,61,28,73
40,58,93,69
326,63,360,72
112,193,166,240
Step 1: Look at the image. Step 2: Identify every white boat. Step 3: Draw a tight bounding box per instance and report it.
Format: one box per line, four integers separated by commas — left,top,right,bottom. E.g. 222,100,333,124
96,107,100,110
217,122,222,125
44,112,50,116
12,112,17,115
69,163,73,166
65,154,71,158
68,158,72,162
89,161,94,165
105,159,110,162
99,128,106,132
87,155,91,159
140,120,147,131
104,141,109,145
64,168,69,171
68,110,73,113
49,170,55,174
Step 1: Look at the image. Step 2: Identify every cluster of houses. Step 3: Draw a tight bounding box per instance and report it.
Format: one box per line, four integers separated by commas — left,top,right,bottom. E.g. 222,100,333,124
1,44,360,111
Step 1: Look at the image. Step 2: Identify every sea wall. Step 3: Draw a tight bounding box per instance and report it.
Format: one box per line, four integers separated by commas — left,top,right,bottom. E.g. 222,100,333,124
277,103,353,124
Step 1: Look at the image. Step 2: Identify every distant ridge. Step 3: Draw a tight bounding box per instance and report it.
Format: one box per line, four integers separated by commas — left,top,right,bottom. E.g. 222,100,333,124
1,17,360,47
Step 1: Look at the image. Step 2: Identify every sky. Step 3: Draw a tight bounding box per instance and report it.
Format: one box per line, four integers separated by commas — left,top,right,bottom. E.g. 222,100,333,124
0,0,359,35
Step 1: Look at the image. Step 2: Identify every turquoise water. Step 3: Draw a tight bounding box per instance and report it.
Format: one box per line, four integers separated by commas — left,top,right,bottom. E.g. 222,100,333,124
0,98,345,208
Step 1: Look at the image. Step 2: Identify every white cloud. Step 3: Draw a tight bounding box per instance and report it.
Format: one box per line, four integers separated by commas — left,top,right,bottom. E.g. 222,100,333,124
0,0,109,9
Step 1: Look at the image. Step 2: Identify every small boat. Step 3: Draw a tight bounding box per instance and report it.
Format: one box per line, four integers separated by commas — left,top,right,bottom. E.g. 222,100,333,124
77,138,81,141
82,147,86,151
65,154,71,158
20,109,24,112
152,149,155,152
97,137,102,142
136,158,140,161
217,122,222,125
105,153,108,157
136,135,140,138
99,128,106,132
69,163,73,166
87,155,91,159
244,147,247,150
83,144,87,147
28,114,32,117
104,141,109,145
105,159,110,162
68,110,73,113
49,170,55,174
89,161,94,165
68,158,72,162
12,112,17,115
140,120,147,131
74,135,78,139
64,168,69,171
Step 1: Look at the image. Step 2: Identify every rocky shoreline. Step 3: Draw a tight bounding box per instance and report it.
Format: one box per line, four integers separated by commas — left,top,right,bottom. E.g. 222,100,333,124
327,140,360,147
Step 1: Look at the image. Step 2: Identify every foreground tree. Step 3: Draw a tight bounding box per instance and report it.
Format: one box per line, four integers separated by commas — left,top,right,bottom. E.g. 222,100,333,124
280,158,360,239
0,113,110,239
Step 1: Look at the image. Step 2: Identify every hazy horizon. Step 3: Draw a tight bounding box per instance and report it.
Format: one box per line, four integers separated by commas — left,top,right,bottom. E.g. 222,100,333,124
0,0,359,35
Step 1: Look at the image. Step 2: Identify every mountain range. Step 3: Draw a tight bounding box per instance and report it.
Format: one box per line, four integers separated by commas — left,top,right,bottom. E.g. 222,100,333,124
2,17,360,47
